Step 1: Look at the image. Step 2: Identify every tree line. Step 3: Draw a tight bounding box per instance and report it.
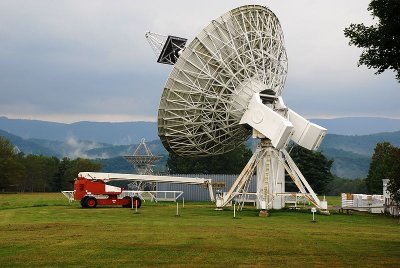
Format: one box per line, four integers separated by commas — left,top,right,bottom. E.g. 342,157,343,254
168,143,335,195
366,142,400,204
168,141,400,202
343,0,400,204
1,134,399,203
0,137,101,192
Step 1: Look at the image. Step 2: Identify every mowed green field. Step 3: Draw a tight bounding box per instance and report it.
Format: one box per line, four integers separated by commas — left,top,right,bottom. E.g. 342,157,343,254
0,193,399,267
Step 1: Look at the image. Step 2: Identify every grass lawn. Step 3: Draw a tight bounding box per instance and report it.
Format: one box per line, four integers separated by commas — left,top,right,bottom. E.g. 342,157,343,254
0,193,399,267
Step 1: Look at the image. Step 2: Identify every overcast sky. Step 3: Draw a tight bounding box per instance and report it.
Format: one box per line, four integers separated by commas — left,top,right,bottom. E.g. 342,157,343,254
0,0,399,123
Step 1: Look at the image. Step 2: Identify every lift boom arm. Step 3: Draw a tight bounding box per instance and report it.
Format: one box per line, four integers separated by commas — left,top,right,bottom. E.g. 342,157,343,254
78,172,215,202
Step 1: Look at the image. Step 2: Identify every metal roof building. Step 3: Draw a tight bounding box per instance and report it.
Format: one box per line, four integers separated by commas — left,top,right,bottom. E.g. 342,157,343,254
157,174,256,202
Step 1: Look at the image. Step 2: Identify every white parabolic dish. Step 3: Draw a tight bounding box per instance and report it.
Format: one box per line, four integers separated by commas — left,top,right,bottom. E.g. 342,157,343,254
158,5,288,156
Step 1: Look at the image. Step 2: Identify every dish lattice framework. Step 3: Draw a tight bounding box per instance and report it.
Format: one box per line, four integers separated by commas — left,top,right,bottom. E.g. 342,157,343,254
158,5,288,156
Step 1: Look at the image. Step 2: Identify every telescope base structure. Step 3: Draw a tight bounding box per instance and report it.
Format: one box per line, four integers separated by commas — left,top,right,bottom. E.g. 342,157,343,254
217,139,329,214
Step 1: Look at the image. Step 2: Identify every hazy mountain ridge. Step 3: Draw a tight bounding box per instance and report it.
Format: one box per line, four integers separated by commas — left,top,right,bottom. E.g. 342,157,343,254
311,117,400,135
0,128,168,174
320,131,400,156
2,116,400,144
0,129,119,159
85,139,168,158
1,116,400,179
320,148,371,179
0,129,60,157
0,116,158,145
319,131,400,178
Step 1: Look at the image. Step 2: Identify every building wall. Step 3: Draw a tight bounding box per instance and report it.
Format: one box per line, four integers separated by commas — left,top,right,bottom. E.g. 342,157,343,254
156,174,256,201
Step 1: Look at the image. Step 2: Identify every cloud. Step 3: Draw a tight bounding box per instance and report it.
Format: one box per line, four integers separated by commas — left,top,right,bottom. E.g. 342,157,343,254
0,0,398,123
65,136,102,158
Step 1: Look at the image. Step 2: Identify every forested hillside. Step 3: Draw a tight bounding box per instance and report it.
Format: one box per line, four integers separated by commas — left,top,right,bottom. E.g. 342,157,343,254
0,137,101,192
2,116,400,144
1,126,400,180
320,131,400,155
0,116,158,144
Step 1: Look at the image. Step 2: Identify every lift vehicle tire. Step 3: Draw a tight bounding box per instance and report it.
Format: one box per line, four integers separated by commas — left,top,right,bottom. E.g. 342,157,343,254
122,196,132,208
80,196,89,208
132,196,142,209
85,196,97,208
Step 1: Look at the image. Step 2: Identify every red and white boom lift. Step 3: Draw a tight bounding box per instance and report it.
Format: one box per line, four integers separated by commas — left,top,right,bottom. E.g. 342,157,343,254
62,172,214,208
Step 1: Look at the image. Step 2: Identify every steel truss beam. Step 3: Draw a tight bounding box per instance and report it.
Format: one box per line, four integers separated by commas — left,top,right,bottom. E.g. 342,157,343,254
220,139,328,212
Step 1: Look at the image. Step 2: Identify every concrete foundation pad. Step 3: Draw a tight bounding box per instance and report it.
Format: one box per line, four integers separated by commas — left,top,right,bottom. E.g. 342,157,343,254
259,210,269,217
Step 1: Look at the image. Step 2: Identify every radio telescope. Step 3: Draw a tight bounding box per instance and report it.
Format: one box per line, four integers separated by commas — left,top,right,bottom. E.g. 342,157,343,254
147,5,328,213
123,138,161,190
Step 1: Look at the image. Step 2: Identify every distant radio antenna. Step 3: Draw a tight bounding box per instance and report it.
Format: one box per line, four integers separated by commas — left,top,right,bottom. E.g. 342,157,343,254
124,138,162,175
123,138,162,191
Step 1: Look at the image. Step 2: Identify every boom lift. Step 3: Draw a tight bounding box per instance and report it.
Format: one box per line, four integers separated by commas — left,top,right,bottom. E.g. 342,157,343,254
64,172,214,208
